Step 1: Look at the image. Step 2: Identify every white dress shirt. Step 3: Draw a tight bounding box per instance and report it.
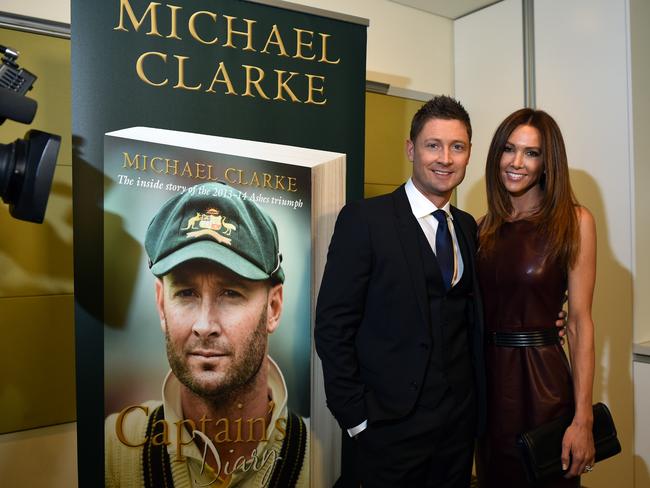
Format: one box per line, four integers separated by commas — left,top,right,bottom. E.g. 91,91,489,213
404,178,464,286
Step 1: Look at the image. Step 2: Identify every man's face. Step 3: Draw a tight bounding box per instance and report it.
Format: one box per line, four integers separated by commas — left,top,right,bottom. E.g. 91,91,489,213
406,118,471,207
155,259,283,401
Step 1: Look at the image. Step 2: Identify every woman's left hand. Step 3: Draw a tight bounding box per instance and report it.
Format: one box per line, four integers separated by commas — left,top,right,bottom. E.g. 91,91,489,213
561,421,596,478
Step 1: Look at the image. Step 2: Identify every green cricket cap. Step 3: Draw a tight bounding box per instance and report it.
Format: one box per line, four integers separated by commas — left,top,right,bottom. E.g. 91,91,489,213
145,181,284,282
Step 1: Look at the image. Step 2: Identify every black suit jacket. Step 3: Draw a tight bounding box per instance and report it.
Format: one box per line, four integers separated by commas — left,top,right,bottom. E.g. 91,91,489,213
315,185,486,432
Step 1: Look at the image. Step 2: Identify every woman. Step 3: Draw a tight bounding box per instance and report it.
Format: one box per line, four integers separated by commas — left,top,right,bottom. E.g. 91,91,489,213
476,108,596,487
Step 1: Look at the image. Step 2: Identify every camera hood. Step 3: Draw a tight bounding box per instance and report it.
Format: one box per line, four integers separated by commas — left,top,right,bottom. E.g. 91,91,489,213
0,129,61,223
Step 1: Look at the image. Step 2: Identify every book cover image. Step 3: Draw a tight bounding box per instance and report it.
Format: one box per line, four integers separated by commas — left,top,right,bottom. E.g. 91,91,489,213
103,128,316,486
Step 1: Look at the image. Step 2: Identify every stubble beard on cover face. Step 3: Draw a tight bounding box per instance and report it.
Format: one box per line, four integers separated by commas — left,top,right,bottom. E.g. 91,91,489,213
165,307,268,407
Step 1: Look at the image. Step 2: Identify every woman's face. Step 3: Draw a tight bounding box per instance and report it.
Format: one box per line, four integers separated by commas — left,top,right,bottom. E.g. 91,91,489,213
499,124,544,198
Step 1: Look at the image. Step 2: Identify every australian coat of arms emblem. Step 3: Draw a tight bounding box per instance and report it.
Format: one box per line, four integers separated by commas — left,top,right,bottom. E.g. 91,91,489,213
181,208,236,245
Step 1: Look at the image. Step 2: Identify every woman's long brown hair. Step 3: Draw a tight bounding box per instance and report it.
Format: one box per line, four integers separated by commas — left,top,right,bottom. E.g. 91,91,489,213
478,108,580,269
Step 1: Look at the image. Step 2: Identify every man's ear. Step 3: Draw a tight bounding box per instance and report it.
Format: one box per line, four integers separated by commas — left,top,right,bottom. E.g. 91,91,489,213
406,138,415,162
154,278,166,333
266,284,283,334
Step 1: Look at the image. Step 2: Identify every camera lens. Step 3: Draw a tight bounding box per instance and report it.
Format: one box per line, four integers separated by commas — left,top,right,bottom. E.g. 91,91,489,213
0,129,60,223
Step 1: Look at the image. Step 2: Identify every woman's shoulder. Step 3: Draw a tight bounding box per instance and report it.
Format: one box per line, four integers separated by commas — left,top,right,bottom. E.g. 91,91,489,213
574,205,595,225
574,205,596,241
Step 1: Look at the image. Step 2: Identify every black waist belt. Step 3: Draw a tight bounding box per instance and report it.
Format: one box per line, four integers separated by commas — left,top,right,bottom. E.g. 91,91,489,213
488,329,560,347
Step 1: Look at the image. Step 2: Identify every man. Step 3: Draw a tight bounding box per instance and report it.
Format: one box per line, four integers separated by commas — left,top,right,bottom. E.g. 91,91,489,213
315,96,484,487
105,181,308,488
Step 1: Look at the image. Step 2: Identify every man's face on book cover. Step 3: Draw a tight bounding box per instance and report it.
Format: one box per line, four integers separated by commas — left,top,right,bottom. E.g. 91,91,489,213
155,259,283,401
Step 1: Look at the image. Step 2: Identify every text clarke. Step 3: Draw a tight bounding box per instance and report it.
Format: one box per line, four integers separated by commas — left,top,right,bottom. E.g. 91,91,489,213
114,0,342,105
122,152,298,192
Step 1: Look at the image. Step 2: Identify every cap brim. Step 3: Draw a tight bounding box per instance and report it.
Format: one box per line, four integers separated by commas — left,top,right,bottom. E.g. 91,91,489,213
150,240,270,280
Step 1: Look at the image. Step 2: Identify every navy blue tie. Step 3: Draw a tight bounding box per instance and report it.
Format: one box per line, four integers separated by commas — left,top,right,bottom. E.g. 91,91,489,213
433,209,454,290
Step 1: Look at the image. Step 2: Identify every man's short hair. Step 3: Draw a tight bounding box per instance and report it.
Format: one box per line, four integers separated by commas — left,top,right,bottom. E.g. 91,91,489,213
409,95,472,143
145,181,284,284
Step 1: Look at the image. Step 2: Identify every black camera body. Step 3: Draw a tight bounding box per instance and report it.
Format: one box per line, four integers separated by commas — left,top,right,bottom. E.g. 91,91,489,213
0,44,60,223
0,45,37,95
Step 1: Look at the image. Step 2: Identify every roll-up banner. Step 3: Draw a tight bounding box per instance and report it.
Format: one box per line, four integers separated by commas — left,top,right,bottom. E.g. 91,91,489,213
71,1,367,486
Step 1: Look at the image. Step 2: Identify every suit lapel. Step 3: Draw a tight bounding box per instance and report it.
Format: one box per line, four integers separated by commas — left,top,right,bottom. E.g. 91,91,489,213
391,186,430,327
450,204,485,339
450,206,474,275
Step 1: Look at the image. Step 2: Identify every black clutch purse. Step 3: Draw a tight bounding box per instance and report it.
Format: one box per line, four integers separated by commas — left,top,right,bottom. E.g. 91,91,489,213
516,402,621,485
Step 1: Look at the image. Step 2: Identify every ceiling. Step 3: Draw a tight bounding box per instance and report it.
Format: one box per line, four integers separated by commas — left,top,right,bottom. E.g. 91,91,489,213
389,0,504,20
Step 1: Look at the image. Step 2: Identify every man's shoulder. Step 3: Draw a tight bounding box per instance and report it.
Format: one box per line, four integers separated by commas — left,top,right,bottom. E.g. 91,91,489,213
340,187,402,218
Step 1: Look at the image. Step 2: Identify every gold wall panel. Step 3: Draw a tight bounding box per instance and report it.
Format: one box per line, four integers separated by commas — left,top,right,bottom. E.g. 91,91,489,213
0,294,76,433
0,166,73,297
364,91,422,192
364,92,456,207
364,183,399,198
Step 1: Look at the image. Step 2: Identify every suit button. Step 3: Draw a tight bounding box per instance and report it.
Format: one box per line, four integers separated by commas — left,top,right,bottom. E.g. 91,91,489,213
410,381,418,391
420,343,429,350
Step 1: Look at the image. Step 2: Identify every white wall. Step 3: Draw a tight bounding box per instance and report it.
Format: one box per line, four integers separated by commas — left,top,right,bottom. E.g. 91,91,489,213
535,2,634,484
1,0,69,24
454,0,524,217
634,357,650,487
630,0,650,484
631,0,650,346
295,0,454,94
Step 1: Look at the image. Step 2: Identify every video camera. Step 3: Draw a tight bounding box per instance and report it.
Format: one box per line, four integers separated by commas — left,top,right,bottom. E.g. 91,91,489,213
0,44,60,223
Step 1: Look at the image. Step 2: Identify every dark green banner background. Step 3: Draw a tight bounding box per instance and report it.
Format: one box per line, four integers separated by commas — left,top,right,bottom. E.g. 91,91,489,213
72,0,366,484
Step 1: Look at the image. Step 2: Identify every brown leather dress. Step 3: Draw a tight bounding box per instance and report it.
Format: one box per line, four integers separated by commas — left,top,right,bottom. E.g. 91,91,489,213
476,220,578,488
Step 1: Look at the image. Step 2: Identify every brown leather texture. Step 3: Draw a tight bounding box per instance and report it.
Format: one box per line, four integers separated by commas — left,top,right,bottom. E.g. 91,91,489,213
476,220,578,488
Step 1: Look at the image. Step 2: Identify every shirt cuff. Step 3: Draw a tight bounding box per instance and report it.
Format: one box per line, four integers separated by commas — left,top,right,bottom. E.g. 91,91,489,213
347,420,368,437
